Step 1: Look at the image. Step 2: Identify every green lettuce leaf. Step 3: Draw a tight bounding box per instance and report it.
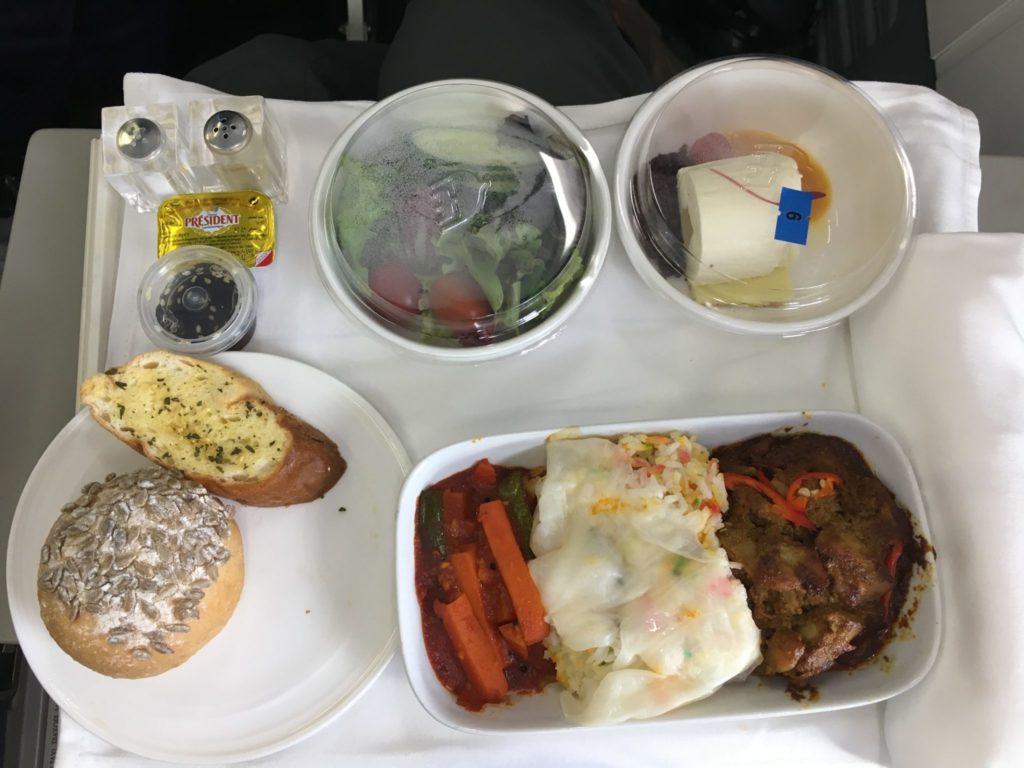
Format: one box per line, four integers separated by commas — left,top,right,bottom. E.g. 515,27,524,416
435,222,545,312
333,158,392,267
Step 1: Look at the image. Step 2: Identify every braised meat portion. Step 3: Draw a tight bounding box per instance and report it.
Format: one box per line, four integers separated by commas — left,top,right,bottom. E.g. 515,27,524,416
715,433,917,686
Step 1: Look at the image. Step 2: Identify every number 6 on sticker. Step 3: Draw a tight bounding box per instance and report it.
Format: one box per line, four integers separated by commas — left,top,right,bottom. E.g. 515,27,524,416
775,187,815,245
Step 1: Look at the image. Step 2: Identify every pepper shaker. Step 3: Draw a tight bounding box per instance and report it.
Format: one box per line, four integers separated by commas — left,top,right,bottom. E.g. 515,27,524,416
187,96,287,203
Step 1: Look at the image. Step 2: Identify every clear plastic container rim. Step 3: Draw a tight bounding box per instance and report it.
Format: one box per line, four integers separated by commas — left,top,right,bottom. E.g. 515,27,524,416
309,78,613,362
611,55,917,336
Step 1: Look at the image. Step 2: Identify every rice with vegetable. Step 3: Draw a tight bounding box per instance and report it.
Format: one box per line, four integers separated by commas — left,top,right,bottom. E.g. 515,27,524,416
528,432,761,725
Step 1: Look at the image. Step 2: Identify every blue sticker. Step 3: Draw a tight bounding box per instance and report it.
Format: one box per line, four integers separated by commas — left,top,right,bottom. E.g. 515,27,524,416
774,187,815,245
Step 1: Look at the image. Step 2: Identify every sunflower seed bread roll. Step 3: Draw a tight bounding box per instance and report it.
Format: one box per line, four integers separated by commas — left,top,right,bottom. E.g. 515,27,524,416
79,352,346,507
38,468,244,678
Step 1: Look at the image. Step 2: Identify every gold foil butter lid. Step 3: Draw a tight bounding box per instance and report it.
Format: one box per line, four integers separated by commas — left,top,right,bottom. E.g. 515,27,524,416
157,191,275,267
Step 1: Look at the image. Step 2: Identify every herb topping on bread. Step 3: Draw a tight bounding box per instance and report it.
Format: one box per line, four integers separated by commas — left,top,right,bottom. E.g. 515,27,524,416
80,352,345,506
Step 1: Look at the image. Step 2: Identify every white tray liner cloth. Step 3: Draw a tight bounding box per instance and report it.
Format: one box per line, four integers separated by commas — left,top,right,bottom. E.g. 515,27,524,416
851,233,1024,768
58,74,1000,768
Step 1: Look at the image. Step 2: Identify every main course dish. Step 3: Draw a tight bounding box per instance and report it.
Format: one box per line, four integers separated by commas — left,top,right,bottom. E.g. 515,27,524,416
715,432,920,686
413,429,926,724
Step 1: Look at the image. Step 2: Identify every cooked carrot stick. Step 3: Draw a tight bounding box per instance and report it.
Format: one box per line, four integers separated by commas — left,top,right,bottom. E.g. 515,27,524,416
478,499,548,644
435,595,508,702
442,489,472,521
498,623,529,660
450,548,507,666
442,490,473,552
471,459,498,488
479,562,516,625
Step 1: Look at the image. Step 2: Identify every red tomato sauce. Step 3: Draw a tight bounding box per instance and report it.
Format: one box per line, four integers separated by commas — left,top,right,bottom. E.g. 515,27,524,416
414,461,555,711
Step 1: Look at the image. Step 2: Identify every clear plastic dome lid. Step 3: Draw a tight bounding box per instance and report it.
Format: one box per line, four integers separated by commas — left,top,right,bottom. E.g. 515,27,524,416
323,81,596,348
623,58,914,327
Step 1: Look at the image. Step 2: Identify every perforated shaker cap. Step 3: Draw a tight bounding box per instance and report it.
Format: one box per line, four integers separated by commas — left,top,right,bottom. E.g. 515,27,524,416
204,111,252,153
116,118,164,161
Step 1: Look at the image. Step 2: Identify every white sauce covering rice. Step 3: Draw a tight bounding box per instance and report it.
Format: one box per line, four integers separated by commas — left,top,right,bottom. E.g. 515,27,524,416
528,432,761,725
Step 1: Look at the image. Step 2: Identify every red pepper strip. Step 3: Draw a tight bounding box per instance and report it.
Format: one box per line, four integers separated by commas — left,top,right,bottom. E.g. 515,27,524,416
885,540,904,578
785,472,843,510
723,473,816,530
700,499,721,515
881,541,905,621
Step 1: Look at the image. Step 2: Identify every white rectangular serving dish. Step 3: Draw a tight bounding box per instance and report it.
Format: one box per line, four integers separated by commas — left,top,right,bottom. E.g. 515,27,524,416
395,410,941,733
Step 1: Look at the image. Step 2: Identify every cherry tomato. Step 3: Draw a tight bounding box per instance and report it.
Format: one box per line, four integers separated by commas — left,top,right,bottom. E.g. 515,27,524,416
429,273,493,336
368,262,422,322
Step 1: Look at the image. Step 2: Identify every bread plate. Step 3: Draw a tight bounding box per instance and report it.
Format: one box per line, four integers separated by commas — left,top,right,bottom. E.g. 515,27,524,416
7,352,410,763
396,410,940,732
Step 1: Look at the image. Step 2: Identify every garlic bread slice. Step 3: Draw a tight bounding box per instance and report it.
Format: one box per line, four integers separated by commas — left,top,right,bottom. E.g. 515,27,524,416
80,351,346,506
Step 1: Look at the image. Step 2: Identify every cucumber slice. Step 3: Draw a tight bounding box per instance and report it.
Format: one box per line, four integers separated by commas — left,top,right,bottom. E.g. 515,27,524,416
411,127,538,167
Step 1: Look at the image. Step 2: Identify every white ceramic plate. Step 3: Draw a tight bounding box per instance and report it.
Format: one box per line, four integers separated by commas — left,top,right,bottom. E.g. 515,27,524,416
7,352,410,763
397,411,940,732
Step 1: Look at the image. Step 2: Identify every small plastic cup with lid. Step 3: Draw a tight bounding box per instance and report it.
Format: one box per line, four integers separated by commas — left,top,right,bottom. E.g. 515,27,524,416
138,245,258,355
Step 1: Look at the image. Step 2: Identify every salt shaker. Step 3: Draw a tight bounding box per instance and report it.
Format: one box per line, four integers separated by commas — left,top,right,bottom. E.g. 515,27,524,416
101,104,196,213
187,96,287,203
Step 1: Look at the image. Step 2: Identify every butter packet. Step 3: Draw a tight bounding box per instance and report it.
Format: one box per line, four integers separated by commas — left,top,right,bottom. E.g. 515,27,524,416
157,191,275,267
